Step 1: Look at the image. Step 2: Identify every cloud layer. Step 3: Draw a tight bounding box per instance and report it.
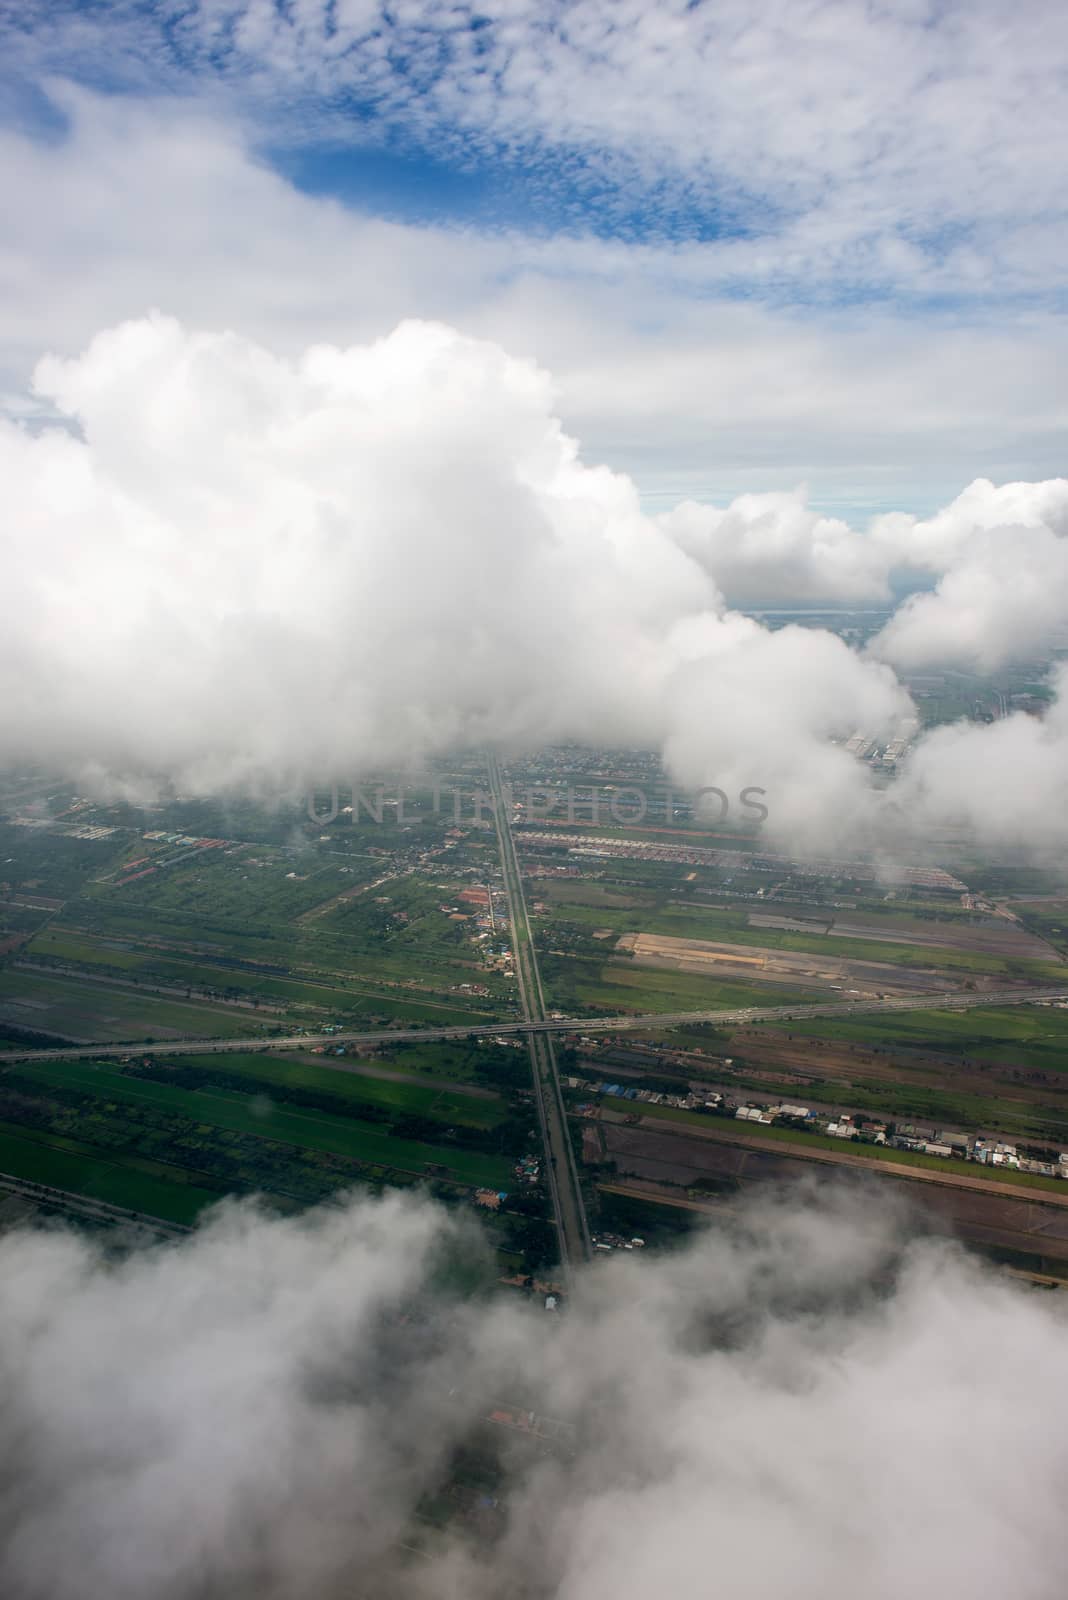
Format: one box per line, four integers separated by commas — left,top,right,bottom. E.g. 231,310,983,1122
4,313,1068,851
2,1185,1067,1600
3,85,1067,520
0,314,904,812
7,1,1068,300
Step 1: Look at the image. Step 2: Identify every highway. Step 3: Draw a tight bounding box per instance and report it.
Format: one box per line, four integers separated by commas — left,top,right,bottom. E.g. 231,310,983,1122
486,751,592,1274
2,985,1068,1067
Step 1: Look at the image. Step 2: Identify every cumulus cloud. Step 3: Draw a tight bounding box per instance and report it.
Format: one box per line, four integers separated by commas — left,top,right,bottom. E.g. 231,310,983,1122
870,481,1068,672
659,475,1068,655
872,526,1068,674
657,617,909,853
0,313,909,819
5,311,1068,852
2,87,1067,516
894,663,1068,852
1,1184,1067,1600
658,488,891,606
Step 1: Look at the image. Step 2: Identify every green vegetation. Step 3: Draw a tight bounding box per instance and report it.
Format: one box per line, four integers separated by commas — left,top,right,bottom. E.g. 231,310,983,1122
1013,901,1068,960
13,848,512,1036
131,1051,510,1130
531,880,1068,981
0,1125,219,1224
0,821,130,899
11,1057,515,1189
757,1003,1068,1067
21,934,492,1028
0,968,253,1043
0,1025,547,1230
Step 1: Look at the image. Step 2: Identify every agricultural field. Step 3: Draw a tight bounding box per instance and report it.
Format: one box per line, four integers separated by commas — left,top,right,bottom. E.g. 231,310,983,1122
1011,898,1068,960
0,804,521,1045
529,876,1067,983
7,758,1068,1284
625,999,1068,1148
523,853,1068,1024
579,1107,1068,1279
0,791,561,1268
0,1126,221,1225
616,931,981,1001
0,968,254,1045
585,1113,1068,1273
0,819,130,901
540,950,820,1015
753,999,1068,1063
0,1039,543,1236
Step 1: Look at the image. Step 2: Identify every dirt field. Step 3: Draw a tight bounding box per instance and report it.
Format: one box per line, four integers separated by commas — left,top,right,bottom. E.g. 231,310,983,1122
617,930,985,998
588,1114,1068,1271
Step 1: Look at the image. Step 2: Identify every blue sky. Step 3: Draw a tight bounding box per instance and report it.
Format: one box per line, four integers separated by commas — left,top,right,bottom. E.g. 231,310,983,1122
0,0,1066,516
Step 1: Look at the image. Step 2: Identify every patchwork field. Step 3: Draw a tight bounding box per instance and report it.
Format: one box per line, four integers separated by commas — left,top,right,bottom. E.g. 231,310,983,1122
620,1000,1068,1149
528,866,1068,1021
0,1039,536,1228
7,777,1068,1286
616,929,999,998
749,908,1061,958
0,822,520,1045
539,950,822,1015
0,968,253,1043
534,878,1067,972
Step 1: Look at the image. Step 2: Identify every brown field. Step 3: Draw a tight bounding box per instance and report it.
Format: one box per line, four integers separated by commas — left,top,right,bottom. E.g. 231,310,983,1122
616,930,978,998
721,1025,1068,1130
748,909,1060,960
588,1114,1068,1273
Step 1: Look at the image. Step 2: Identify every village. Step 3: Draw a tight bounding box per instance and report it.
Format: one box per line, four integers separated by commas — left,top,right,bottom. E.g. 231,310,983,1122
564,1070,1068,1180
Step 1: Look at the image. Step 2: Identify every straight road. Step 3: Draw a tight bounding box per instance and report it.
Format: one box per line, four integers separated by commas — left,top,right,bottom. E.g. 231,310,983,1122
486,751,591,1273
2,988,1067,1067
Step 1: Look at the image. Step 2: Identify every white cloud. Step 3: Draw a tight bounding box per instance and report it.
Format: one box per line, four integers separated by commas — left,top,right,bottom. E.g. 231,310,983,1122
873,527,1068,673
1,312,913,834
1,86,1067,520
9,310,1068,855
1,1185,1067,1599
8,2,1068,301
895,664,1068,852
658,489,891,606
870,478,1068,671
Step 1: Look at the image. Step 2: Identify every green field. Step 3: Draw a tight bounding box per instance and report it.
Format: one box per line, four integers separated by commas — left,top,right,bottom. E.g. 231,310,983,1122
19,854,512,1031
755,1003,1068,1067
13,1057,514,1189
0,1027,536,1229
532,881,1068,982
1012,901,1068,959
15,939,495,1030
0,968,254,1043
0,1125,221,1224
143,1051,509,1130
